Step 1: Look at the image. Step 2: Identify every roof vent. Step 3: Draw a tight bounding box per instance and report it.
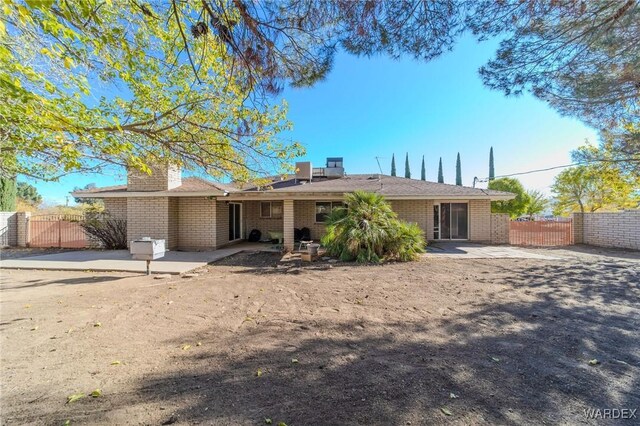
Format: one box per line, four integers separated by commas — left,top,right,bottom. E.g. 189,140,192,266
295,162,312,182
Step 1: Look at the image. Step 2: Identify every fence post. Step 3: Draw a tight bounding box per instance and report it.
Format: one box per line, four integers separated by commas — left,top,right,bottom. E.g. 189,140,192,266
572,213,583,244
16,212,31,247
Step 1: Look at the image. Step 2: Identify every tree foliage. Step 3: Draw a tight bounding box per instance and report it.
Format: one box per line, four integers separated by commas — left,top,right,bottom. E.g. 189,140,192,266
420,155,426,181
404,153,411,179
551,164,638,215
16,181,41,205
470,0,639,131
489,147,495,180
437,157,444,183
390,154,396,177
1,1,303,182
81,215,127,249
321,191,425,263
524,190,548,219
488,177,530,218
0,176,16,210
455,153,462,186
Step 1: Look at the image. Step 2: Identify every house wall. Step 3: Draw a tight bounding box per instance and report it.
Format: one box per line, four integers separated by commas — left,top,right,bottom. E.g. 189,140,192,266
244,200,283,239
177,197,216,250
126,197,178,249
389,200,433,240
573,210,640,250
293,200,339,240
215,200,230,248
468,199,491,242
103,198,127,220
127,164,181,191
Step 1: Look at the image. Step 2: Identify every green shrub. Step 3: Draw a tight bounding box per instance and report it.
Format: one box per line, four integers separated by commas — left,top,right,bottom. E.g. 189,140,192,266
320,191,426,263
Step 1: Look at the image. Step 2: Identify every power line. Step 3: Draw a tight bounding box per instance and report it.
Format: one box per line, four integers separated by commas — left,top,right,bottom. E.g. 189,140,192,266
473,157,639,186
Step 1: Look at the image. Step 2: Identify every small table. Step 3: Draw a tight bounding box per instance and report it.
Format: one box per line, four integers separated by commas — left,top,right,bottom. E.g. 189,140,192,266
298,240,313,251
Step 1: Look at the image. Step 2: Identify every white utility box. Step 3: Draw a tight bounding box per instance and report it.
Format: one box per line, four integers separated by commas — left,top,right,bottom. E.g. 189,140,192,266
131,238,166,260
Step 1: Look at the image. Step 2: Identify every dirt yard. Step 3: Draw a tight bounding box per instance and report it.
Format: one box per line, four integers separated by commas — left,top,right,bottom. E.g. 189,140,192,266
1,247,639,425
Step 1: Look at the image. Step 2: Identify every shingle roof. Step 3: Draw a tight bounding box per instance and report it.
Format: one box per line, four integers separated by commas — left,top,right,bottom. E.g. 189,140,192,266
240,174,512,198
72,174,513,200
72,177,231,195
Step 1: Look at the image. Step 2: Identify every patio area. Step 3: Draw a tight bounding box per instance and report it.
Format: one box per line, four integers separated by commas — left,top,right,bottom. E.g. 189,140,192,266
0,242,279,274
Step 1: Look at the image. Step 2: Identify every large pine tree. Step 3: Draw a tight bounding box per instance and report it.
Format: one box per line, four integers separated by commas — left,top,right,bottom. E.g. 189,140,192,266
489,147,495,180
420,156,426,181
455,153,462,186
390,154,396,177
404,153,411,179
437,158,444,183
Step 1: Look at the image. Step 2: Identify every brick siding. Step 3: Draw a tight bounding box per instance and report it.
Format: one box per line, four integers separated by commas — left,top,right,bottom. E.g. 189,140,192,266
573,210,640,250
244,200,284,239
127,164,181,191
126,197,178,248
215,201,230,248
468,199,491,242
177,197,216,250
103,198,127,220
490,213,510,244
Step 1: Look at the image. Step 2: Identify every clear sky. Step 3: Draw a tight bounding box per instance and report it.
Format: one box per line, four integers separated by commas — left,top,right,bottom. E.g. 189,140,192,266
29,35,599,205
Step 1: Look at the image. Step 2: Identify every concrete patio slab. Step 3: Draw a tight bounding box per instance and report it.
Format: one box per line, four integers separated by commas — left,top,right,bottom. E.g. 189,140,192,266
0,243,278,274
426,242,564,260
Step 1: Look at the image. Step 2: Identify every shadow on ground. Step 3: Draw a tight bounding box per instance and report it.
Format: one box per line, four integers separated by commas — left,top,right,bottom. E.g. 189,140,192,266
111,260,639,425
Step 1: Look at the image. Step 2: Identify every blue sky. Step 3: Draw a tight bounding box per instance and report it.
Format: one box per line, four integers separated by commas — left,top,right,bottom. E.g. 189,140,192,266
29,35,598,205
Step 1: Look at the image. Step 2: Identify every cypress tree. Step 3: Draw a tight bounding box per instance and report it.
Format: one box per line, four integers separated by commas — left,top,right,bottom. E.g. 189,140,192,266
390,154,396,176
489,146,495,180
420,155,426,181
0,176,17,211
404,153,411,179
437,158,444,183
455,152,462,186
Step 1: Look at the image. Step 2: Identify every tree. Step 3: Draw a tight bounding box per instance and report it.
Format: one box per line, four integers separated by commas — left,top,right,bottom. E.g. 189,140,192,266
16,182,42,206
488,178,531,218
455,153,462,186
1,2,303,182
0,177,16,211
470,1,638,132
390,154,396,177
73,183,100,205
489,147,495,180
321,191,425,263
437,158,444,183
420,156,426,181
524,190,548,219
551,165,638,215
404,153,411,179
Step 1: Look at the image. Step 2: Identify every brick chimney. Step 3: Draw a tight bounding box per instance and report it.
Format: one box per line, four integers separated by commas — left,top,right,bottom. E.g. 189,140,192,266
127,163,182,191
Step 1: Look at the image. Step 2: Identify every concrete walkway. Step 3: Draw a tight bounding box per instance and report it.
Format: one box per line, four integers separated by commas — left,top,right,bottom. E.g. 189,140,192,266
0,243,278,274
426,242,564,260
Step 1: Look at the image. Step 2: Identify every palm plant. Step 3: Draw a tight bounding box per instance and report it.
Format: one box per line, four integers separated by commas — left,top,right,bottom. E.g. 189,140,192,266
321,191,426,263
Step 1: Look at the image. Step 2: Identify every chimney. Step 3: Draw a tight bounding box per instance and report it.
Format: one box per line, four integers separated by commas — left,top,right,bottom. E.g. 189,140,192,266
127,163,182,191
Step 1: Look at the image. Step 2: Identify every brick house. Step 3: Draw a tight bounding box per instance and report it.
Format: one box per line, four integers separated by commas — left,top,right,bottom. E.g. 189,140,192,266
72,159,514,251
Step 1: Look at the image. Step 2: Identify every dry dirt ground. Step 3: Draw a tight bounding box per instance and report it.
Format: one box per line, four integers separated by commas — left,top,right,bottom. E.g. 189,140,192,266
1,247,639,425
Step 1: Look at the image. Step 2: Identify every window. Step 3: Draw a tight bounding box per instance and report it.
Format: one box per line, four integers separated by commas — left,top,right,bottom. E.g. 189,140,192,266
260,202,272,218
315,201,344,223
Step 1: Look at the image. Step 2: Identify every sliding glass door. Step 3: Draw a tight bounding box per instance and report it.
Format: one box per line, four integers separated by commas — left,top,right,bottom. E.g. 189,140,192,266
435,203,468,240
228,202,242,241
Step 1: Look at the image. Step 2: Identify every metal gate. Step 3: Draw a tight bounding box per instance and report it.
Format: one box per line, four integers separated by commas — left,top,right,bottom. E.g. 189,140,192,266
509,219,573,246
29,214,88,248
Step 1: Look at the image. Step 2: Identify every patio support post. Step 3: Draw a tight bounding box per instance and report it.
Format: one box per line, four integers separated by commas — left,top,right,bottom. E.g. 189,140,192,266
283,199,294,251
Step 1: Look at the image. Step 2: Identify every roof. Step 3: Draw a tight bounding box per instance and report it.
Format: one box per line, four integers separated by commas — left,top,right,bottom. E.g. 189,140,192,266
71,177,232,197
241,174,512,198
71,174,514,200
